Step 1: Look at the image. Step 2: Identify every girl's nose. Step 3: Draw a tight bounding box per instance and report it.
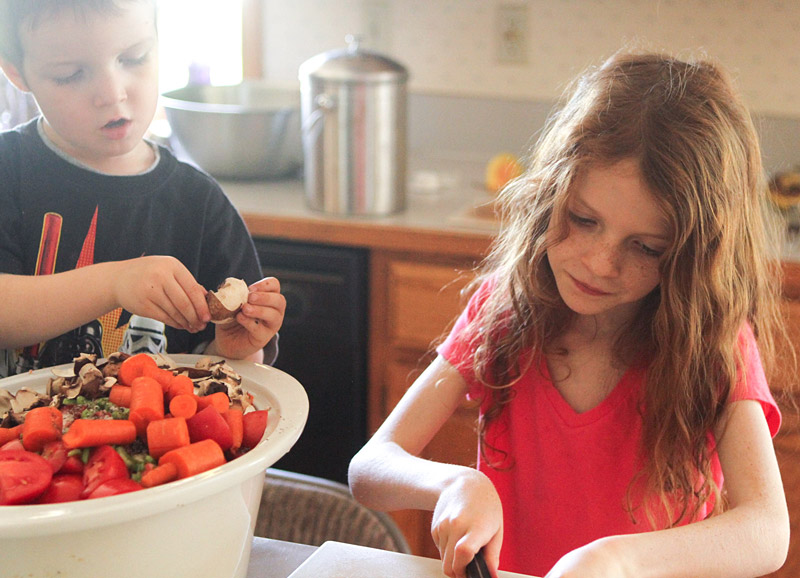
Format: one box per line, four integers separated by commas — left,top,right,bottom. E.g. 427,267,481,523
584,241,622,278
93,71,127,107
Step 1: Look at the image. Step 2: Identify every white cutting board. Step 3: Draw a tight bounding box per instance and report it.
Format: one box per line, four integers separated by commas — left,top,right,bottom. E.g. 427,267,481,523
286,541,538,578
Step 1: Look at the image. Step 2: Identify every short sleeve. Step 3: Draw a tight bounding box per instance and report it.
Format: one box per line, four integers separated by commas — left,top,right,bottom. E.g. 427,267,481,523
436,278,494,399
733,323,781,436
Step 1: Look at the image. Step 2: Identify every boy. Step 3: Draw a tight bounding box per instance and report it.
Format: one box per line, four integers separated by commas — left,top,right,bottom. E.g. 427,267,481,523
0,0,284,375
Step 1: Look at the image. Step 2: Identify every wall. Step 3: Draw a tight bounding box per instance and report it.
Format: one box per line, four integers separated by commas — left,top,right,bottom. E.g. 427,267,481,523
261,0,800,172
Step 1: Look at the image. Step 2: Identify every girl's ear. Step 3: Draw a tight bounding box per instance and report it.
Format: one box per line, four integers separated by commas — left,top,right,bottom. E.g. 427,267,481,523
0,60,31,93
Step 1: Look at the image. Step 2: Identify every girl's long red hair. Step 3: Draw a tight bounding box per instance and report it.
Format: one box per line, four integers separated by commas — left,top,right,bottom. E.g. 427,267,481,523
461,51,787,527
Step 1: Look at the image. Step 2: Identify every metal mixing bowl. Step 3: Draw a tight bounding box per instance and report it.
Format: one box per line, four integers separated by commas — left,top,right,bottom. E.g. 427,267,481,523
161,82,302,180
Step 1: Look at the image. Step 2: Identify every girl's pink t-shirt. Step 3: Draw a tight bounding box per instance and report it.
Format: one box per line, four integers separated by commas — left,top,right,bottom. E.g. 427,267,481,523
436,282,781,576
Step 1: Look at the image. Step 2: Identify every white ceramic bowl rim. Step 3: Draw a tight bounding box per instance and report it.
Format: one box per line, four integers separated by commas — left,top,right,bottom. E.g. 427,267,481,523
0,355,309,539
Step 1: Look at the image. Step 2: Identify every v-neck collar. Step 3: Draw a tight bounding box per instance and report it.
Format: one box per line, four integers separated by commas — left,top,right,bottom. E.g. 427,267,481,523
539,358,641,427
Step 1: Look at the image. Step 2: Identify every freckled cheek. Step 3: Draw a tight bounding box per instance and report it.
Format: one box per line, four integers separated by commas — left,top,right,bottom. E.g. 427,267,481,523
625,263,661,294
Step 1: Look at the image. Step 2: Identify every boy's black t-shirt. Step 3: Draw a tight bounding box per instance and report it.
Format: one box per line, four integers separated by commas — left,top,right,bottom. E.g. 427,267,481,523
0,118,264,375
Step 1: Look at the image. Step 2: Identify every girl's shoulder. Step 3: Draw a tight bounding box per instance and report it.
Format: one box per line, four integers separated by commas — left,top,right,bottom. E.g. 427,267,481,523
733,322,781,435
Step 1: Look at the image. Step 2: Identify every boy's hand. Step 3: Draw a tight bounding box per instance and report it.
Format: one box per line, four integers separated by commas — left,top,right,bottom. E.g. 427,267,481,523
210,277,286,361
113,256,210,332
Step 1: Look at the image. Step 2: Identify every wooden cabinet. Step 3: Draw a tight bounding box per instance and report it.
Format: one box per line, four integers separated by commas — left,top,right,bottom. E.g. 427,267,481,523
766,263,800,578
240,206,493,558
368,250,482,558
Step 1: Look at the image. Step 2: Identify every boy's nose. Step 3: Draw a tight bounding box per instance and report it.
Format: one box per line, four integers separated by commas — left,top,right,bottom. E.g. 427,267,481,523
93,72,127,107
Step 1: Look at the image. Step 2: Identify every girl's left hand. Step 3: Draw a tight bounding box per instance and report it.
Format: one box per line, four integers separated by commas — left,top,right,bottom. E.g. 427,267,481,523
544,537,629,578
211,277,286,361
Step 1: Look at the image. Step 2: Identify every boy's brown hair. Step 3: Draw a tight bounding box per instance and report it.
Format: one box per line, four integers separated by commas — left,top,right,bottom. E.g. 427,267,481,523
0,0,155,71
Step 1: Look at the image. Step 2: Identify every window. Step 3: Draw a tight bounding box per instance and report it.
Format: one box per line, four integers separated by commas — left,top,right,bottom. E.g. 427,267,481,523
156,0,244,92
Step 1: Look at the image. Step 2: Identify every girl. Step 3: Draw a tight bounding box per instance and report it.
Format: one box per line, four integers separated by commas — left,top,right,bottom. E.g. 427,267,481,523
348,51,790,578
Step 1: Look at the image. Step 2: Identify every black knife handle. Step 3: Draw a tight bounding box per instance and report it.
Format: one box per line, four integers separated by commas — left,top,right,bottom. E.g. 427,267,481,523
466,550,491,578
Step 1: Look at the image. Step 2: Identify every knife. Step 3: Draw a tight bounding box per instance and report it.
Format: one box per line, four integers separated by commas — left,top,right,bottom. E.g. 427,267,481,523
466,550,491,578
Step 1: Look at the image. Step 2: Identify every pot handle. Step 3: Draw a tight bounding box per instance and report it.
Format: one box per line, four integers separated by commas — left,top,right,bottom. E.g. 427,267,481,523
301,93,336,144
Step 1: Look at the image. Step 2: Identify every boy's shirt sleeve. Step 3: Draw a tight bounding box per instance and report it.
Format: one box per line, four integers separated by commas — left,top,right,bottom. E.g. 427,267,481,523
734,323,782,436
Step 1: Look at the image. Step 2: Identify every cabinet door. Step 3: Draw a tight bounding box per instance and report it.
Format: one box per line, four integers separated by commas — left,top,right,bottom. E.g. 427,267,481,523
765,299,800,577
369,251,480,558
385,353,479,559
385,259,472,350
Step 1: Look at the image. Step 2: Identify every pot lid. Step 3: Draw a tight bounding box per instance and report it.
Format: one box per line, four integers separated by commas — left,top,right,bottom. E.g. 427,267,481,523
299,35,408,84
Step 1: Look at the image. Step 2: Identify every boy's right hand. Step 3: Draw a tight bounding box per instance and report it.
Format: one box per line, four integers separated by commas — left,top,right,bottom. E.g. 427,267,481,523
431,469,504,578
112,256,210,332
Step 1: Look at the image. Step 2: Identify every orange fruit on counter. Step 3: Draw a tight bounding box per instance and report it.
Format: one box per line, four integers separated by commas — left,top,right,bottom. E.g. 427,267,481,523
770,171,800,210
485,152,523,194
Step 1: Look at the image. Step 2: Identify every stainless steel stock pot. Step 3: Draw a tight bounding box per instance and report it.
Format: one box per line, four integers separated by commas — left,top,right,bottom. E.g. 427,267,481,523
299,36,409,216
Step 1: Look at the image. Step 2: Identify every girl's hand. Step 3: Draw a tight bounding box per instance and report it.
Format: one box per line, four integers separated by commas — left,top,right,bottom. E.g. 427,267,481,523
431,469,503,578
211,277,286,361
544,537,629,578
113,256,209,332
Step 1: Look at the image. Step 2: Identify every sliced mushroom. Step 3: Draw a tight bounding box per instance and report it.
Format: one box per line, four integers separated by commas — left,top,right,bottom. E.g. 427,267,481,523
77,363,105,399
71,353,98,378
100,352,128,378
0,390,14,421
51,366,76,379
9,388,50,414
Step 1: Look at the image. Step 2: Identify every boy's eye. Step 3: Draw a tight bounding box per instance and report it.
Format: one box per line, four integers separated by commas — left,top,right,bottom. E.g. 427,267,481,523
121,52,150,67
53,70,83,85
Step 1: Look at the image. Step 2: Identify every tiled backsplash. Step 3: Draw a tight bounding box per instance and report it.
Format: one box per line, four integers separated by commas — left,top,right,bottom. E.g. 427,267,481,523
261,0,800,173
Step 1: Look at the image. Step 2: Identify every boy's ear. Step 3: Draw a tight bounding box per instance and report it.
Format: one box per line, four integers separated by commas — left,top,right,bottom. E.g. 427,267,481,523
0,59,31,93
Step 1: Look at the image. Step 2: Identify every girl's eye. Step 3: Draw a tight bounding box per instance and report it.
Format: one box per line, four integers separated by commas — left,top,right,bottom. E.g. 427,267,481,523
567,211,595,227
635,240,663,258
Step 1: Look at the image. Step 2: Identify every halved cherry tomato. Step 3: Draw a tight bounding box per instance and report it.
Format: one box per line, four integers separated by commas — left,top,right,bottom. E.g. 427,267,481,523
81,445,129,499
40,440,68,473
59,454,84,475
186,406,233,451
0,439,25,453
0,450,53,505
242,410,269,449
86,477,142,499
37,473,84,504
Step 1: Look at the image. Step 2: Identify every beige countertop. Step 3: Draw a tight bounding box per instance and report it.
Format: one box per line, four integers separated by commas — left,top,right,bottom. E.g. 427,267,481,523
218,154,500,258
219,167,800,264
219,175,498,239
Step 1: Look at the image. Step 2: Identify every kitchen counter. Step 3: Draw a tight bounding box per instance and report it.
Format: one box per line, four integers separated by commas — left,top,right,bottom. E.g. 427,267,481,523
220,172,800,264
219,154,499,259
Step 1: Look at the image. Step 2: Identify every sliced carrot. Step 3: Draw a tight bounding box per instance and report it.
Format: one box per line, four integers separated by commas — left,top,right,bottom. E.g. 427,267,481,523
0,424,23,447
146,417,190,460
129,376,165,438
158,439,226,479
196,391,230,414
143,365,175,392
109,384,132,408
21,406,62,452
167,374,194,400
117,353,157,386
140,462,179,488
168,394,197,419
61,419,137,450
224,408,244,452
